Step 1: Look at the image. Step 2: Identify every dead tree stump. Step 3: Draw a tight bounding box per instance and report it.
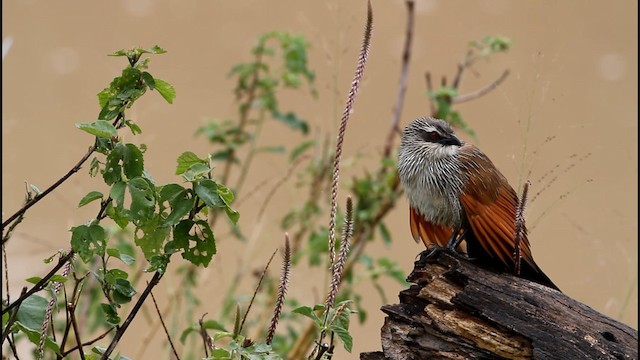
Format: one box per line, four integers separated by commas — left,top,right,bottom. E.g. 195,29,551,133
360,251,638,360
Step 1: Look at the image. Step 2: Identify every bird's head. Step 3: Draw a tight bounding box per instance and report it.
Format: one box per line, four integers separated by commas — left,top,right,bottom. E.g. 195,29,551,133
400,117,463,159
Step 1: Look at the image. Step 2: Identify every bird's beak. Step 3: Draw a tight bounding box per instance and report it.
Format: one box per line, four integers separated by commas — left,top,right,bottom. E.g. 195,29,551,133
443,134,463,147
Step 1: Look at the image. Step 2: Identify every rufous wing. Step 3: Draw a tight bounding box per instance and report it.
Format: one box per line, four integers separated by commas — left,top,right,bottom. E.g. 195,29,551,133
457,145,538,271
409,206,452,248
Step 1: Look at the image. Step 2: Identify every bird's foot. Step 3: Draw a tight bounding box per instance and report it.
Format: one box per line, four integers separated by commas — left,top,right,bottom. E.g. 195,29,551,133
416,245,471,267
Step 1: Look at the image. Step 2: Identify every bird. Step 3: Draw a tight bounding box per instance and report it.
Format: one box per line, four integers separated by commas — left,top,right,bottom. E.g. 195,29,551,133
397,117,559,290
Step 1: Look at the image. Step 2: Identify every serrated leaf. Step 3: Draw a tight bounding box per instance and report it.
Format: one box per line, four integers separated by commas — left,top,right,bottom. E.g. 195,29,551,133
106,248,135,265
332,325,353,352
292,306,321,323
128,177,156,222
154,78,176,104
110,182,126,208
123,143,144,179
171,219,216,267
141,72,155,90
195,179,226,208
134,215,170,260
71,224,106,263
101,303,121,325
175,151,207,175
103,143,124,185
182,163,210,182
79,191,103,207
125,120,142,135
76,120,118,139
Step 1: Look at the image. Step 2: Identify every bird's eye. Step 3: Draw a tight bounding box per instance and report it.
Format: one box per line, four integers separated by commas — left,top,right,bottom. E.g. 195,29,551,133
420,130,441,142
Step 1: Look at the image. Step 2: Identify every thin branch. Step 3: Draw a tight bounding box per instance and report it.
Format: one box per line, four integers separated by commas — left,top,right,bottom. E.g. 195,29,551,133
1,287,26,345
199,314,212,358
1,251,75,316
451,49,473,91
383,0,415,159
150,289,180,360
238,249,278,335
69,304,86,360
99,271,164,360
425,72,436,116
1,144,96,231
453,69,510,104
60,328,114,357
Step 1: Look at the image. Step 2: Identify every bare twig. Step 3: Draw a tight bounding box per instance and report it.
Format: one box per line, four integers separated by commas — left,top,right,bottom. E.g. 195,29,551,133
238,249,278,336
99,271,164,360
60,328,114,357
453,69,510,104
266,234,292,344
1,287,26,345
2,250,75,316
69,304,86,360
199,313,213,357
150,289,180,360
383,0,415,159
425,72,436,115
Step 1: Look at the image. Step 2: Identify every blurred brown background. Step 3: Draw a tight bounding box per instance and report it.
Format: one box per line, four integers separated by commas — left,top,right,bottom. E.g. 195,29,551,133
2,1,637,358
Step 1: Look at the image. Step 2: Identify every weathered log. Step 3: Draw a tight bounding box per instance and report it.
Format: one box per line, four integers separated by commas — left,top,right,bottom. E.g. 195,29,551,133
360,250,638,360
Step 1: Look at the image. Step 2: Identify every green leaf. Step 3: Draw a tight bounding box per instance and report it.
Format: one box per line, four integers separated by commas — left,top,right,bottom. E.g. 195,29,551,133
292,306,321,324
13,321,61,355
71,224,106,263
141,72,155,90
182,163,210,182
332,325,353,352
79,191,103,207
150,45,167,54
175,151,207,175
101,303,121,325
112,278,136,304
25,276,42,284
76,120,118,139
128,177,156,223
106,248,135,266
49,275,69,283
202,319,227,331
110,182,127,208
290,140,316,162
103,143,124,185
153,78,176,104
224,207,240,225
257,145,286,154
125,120,142,135
134,215,170,260
378,222,392,246
273,111,309,134
16,294,47,330
123,143,144,179
194,179,225,207
170,219,216,267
